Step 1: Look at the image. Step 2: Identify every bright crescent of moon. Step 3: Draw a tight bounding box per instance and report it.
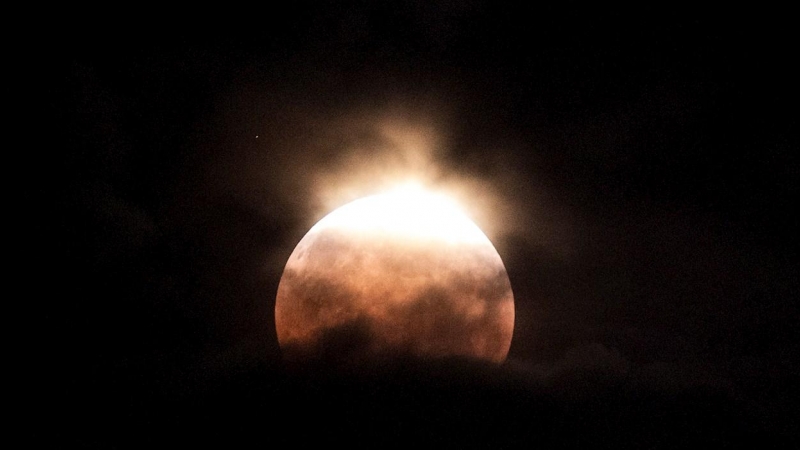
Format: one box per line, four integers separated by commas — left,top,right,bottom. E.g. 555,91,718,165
275,184,515,364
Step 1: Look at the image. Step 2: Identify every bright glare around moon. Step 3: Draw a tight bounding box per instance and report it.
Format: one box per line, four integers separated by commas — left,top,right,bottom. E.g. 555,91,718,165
312,184,490,245
275,183,515,365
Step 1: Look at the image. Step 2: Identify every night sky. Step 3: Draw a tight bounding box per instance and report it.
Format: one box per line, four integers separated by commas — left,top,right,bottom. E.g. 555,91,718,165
32,3,797,447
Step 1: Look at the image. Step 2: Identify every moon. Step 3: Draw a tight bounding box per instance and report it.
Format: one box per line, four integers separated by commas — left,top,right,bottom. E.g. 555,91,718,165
275,184,514,365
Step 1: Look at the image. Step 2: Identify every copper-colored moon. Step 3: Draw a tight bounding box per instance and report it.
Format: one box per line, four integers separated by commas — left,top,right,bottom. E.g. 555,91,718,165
275,186,514,364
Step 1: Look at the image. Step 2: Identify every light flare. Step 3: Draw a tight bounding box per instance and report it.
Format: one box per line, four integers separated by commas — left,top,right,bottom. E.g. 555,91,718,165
309,182,490,245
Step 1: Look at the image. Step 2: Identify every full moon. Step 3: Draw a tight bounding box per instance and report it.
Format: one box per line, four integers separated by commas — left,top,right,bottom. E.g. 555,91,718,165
275,184,514,365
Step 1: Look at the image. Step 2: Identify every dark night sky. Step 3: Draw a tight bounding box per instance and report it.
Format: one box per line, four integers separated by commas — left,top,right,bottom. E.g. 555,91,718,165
29,3,797,447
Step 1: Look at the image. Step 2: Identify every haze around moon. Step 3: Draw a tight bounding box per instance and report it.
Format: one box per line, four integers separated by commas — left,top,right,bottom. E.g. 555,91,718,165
275,183,515,365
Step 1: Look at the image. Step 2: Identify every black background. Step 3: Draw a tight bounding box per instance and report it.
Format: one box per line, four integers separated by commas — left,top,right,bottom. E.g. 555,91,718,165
27,3,797,447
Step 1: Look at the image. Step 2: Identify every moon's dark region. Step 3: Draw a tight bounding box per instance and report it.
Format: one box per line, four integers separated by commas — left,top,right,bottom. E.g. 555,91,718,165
275,186,515,365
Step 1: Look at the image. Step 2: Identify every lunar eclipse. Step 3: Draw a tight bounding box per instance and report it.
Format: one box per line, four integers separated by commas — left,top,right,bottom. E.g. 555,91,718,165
40,5,796,446
275,183,514,364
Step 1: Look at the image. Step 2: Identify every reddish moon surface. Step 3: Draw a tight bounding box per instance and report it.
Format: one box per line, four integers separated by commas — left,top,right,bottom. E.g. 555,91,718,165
275,185,514,364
